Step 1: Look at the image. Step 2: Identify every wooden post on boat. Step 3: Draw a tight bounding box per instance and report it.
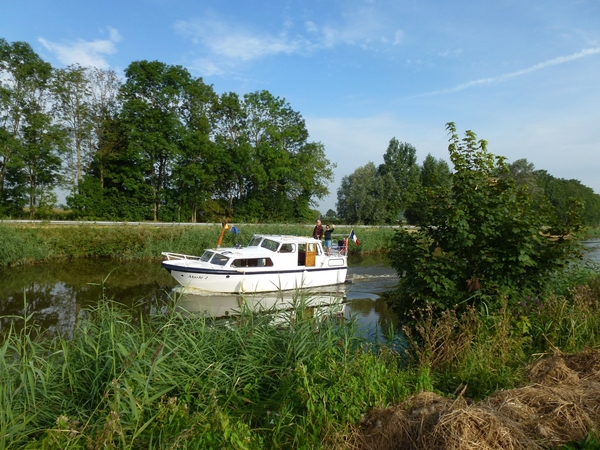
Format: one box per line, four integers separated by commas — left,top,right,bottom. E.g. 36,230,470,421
216,218,229,248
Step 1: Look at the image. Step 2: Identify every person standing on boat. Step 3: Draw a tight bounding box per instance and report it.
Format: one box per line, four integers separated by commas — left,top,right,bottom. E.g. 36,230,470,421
324,224,335,255
312,219,324,240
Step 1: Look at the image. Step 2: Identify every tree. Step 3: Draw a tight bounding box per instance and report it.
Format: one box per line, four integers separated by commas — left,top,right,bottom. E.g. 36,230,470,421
240,90,334,221
535,170,600,227
53,65,93,194
388,123,583,315
119,60,194,221
507,158,543,199
0,39,65,217
169,75,217,222
377,138,420,223
212,92,252,219
405,154,453,225
420,153,452,189
20,106,66,216
87,67,122,190
336,162,386,224
212,90,334,222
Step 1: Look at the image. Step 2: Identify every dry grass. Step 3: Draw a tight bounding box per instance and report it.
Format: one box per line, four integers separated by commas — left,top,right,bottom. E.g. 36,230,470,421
345,349,600,450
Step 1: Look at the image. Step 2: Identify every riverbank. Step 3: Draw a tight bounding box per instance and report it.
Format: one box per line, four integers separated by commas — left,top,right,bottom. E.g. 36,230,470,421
2,221,597,267
0,222,395,266
2,266,600,448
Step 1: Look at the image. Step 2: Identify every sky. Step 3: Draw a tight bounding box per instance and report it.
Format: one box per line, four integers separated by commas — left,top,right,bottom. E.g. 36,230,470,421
3,0,600,213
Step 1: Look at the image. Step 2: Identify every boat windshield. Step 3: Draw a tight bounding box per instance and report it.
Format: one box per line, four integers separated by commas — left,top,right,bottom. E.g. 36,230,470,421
200,251,214,262
248,236,262,247
260,239,279,252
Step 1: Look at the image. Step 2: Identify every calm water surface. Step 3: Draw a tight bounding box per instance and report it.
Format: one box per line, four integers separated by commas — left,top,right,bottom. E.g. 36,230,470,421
0,253,399,338
1,239,598,338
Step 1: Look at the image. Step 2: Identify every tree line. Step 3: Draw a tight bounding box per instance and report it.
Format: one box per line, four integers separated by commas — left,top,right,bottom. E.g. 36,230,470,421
0,38,334,222
336,137,600,227
3,37,598,226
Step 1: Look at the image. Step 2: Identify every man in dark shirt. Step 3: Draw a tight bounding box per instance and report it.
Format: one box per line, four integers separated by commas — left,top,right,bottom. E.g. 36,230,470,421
312,219,324,240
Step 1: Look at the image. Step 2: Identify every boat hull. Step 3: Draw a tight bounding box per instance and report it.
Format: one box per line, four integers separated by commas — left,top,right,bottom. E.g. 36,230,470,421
162,261,347,293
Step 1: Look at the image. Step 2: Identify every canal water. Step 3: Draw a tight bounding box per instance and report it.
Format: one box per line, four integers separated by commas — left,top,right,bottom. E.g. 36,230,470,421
1,239,598,338
0,252,399,339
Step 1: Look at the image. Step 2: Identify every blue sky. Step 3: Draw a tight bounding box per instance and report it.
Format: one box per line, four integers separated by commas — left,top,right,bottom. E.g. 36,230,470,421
3,0,600,213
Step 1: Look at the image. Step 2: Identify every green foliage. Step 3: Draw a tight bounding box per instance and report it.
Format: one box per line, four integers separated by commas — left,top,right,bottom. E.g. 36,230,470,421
388,123,584,314
402,268,600,401
377,139,421,223
537,169,600,227
0,223,391,266
0,295,415,449
2,41,334,223
405,154,453,225
559,432,600,450
0,38,66,218
336,162,387,224
337,139,421,225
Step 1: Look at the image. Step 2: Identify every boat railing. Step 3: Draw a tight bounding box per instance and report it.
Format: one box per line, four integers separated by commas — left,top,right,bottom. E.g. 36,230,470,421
161,252,202,261
329,243,348,257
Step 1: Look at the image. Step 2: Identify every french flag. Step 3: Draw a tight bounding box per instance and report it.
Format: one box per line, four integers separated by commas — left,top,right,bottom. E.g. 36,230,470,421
350,230,360,245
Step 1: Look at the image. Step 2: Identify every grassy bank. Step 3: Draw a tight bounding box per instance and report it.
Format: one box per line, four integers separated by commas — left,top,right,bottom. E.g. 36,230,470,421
2,266,600,448
584,227,600,239
1,294,415,449
0,223,395,266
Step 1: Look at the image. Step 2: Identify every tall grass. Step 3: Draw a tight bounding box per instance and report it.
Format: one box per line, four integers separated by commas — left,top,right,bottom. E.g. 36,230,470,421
0,226,52,265
0,293,414,449
2,265,600,447
403,267,600,401
0,223,397,266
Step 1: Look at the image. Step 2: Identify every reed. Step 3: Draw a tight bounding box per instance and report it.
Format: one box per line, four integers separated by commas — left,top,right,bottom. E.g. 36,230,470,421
3,269,600,447
403,267,600,401
0,223,397,266
0,292,413,449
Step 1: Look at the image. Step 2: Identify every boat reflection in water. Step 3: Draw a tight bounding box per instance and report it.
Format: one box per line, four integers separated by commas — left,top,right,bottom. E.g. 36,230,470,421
173,284,348,321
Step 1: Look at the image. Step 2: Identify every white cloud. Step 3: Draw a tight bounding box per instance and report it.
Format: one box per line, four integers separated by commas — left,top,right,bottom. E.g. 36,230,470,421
174,16,306,62
191,58,225,77
38,27,121,69
305,21,318,34
174,8,406,74
393,30,404,45
422,47,600,96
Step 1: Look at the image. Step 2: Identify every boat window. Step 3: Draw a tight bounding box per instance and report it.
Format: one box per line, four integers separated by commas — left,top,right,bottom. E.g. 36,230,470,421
231,258,274,268
249,236,262,247
211,254,230,266
260,239,279,252
279,243,295,253
200,251,214,262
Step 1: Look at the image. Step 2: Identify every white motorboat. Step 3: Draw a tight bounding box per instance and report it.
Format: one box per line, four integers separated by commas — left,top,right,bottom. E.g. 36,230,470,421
161,234,348,293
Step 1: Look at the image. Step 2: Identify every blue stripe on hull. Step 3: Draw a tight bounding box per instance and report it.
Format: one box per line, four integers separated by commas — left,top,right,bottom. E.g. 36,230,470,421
161,262,344,276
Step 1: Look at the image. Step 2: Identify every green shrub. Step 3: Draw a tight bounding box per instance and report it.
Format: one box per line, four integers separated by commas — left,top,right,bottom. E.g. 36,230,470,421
388,123,583,316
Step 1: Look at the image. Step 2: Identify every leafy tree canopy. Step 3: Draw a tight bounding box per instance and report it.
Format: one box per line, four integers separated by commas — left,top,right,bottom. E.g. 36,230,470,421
388,123,584,316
